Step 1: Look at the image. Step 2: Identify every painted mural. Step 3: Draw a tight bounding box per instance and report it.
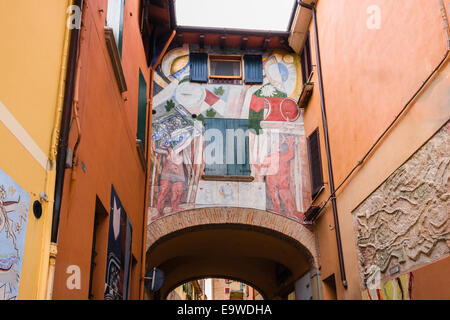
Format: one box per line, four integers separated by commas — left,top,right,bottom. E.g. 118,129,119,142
0,169,30,300
104,186,132,300
362,272,413,300
148,44,311,225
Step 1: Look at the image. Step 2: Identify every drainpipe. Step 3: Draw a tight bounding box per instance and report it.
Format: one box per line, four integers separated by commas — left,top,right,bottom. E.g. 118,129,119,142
47,0,84,299
140,30,177,300
297,0,348,289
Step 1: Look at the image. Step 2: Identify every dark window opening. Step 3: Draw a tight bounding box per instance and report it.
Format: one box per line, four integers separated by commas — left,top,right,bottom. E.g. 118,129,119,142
323,274,337,300
139,0,152,65
137,69,148,150
88,197,109,300
209,56,242,79
307,128,324,199
300,32,313,85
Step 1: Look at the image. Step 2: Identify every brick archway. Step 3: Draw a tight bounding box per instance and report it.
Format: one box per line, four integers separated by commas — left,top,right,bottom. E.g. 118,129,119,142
146,207,318,266
145,207,319,299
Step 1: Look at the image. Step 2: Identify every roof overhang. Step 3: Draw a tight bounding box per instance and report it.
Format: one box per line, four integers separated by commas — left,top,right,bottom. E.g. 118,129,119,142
143,0,313,51
288,0,315,53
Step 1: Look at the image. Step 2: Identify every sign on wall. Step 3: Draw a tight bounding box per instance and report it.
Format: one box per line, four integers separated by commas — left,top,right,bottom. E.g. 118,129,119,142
0,169,30,300
104,185,133,300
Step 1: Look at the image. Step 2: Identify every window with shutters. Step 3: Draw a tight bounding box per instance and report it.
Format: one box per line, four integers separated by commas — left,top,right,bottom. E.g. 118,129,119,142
189,53,263,85
137,69,147,148
106,0,125,59
307,128,324,199
209,55,242,79
203,118,252,180
301,32,313,85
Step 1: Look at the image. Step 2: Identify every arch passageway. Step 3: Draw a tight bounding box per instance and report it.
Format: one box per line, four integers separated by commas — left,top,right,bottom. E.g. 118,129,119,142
145,208,318,299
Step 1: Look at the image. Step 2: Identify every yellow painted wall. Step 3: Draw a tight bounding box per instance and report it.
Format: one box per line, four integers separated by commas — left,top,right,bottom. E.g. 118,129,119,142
0,0,72,299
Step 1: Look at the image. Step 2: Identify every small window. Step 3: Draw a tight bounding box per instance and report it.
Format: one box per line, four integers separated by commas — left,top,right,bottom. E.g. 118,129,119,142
209,55,242,79
307,128,324,199
301,32,313,85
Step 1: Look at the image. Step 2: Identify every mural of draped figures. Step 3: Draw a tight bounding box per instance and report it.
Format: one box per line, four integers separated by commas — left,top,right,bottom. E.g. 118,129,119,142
148,45,311,225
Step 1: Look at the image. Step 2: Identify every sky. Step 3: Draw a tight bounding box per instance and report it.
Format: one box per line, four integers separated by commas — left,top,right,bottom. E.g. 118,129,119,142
175,0,296,32
205,279,212,300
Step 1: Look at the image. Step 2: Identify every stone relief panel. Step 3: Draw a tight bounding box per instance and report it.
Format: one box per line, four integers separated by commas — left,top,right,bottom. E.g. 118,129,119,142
353,122,450,289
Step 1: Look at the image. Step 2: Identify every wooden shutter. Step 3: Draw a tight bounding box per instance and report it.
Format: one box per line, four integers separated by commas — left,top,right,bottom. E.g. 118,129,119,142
307,128,324,199
244,55,263,84
301,32,312,85
190,52,208,83
204,118,227,175
123,216,133,300
137,70,147,147
204,119,250,177
226,119,250,176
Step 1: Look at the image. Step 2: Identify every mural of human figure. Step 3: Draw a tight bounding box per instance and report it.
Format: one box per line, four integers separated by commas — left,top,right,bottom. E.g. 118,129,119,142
152,134,194,219
256,136,297,219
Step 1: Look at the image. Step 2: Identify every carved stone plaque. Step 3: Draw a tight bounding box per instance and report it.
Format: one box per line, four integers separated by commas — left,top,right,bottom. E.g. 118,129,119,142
353,122,450,288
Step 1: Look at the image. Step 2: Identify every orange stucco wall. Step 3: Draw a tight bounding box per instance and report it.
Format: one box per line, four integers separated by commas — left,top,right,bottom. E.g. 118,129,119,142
52,0,149,300
301,0,449,299
411,256,450,300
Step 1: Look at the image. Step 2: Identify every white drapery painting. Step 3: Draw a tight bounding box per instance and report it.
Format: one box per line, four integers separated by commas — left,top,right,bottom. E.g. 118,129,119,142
0,169,30,300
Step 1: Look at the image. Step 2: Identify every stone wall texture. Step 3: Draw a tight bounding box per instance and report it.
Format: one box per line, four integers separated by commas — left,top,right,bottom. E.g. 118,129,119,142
353,122,450,288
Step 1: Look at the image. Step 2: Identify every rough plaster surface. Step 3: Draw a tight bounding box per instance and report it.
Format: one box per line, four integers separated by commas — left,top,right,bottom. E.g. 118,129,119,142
353,122,450,288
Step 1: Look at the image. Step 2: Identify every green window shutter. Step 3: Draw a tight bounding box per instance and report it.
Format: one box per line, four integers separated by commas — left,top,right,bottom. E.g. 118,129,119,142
205,119,250,177
107,0,125,58
244,55,263,84
190,52,208,83
137,70,147,147
204,118,227,175
227,119,250,176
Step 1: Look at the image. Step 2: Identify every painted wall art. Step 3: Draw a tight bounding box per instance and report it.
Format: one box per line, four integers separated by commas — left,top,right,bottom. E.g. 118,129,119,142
104,185,132,300
0,169,30,300
362,272,413,300
148,45,311,225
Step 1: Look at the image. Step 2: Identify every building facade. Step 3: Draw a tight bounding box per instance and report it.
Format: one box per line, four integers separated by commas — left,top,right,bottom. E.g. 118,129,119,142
290,0,450,299
50,0,151,300
210,279,260,300
0,0,73,299
1,0,448,301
